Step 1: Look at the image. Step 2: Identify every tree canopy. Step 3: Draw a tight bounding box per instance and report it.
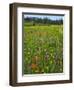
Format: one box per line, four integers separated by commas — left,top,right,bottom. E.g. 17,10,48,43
24,17,63,25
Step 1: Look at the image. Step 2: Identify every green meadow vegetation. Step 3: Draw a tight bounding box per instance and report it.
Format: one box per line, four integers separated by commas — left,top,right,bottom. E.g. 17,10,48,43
23,16,63,74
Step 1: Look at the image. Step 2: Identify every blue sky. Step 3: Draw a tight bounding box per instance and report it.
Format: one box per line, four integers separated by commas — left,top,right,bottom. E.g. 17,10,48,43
24,14,64,20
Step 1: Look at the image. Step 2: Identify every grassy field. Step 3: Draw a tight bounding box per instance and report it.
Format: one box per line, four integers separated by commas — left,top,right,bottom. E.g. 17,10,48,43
23,24,63,74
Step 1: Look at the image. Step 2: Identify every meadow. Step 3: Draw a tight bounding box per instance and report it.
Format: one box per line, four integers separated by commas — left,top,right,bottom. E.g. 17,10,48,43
23,24,63,74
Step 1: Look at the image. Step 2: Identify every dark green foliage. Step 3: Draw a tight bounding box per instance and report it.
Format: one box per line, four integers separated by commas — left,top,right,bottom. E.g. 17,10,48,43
24,17,63,26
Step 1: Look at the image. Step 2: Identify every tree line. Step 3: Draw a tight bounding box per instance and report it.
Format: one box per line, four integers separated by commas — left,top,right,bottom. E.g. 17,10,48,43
24,17,63,26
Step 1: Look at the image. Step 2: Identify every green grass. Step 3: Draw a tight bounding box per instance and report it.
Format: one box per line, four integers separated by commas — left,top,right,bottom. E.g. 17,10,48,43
23,24,63,74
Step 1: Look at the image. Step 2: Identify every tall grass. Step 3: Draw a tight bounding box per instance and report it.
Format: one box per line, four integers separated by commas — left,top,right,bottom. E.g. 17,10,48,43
24,24,63,74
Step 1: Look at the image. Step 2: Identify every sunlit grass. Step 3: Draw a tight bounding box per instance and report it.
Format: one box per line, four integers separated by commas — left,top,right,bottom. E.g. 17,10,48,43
24,25,63,74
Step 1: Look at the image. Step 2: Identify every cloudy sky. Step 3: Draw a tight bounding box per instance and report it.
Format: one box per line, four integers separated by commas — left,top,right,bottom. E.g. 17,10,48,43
24,14,64,20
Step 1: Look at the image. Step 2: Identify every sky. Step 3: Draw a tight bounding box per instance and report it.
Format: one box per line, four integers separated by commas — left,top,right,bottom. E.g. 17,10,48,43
24,14,64,20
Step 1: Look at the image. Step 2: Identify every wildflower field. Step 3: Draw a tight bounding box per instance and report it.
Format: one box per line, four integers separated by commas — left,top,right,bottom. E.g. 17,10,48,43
24,25,63,74
23,15,63,74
